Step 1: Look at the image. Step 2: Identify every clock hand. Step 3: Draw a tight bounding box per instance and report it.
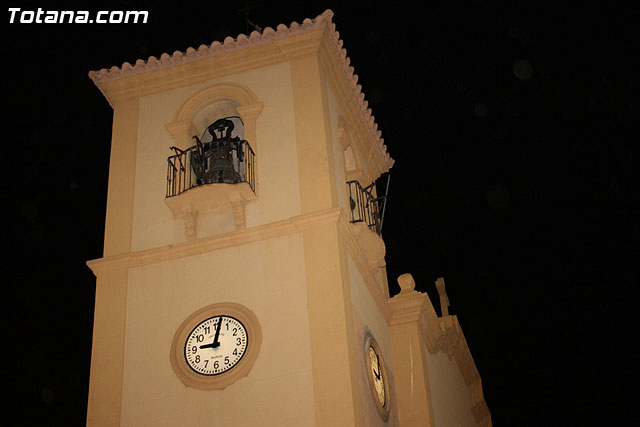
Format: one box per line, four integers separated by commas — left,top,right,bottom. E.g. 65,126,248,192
212,315,223,348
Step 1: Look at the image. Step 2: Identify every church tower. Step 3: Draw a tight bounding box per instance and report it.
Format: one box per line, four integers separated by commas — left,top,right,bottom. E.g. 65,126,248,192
87,10,490,426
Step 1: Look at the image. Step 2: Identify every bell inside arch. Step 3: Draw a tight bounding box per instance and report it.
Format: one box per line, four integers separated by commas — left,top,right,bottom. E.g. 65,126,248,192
191,116,247,185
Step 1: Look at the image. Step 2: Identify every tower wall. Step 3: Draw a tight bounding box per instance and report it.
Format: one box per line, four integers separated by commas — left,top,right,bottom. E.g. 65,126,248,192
132,62,301,251
346,251,400,426
322,81,351,219
121,234,315,426
426,347,477,426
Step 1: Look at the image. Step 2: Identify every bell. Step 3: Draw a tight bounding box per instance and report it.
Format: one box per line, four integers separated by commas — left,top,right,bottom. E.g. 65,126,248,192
192,118,242,185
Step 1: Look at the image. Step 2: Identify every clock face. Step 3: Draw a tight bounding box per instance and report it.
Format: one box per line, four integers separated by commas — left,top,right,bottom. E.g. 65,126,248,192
364,334,390,420
184,315,248,375
368,346,385,406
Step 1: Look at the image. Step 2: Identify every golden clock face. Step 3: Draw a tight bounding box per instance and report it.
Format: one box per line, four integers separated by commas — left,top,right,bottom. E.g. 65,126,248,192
364,334,390,420
369,346,385,405
185,315,248,375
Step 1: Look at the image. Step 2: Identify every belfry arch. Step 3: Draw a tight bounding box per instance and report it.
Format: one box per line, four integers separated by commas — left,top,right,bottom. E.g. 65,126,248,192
165,82,263,154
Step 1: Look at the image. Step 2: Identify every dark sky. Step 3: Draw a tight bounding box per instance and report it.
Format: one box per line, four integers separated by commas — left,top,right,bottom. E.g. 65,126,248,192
6,1,636,425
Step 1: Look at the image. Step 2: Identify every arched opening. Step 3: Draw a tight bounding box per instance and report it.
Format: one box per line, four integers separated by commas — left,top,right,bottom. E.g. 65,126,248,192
165,84,262,198
163,83,263,240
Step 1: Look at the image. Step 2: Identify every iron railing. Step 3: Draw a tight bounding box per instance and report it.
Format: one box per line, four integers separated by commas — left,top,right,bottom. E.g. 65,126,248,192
347,180,386,235
166,141,255,198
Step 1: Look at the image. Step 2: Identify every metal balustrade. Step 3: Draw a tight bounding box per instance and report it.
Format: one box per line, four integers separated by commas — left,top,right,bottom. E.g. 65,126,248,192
166,140,255,198
347,180,386,235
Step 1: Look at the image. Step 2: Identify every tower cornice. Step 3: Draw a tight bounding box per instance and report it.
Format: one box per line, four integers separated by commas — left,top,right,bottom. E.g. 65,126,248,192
87,208,341,275
89,9,393,173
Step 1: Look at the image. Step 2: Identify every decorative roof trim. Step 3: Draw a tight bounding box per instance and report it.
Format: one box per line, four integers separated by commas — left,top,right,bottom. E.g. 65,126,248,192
88,9,393,169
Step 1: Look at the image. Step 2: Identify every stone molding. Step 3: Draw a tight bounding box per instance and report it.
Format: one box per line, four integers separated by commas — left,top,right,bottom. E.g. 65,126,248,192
164,182,257,240
164,119,198,150
337,116,366,184
336,214,392,323
164,82,263,152
349,222,386,273
88,9,393,175
389,275,492,426
87,206,393,323
87,208,342,275
173,82,261,122
317,36,392,181
89,12,335,83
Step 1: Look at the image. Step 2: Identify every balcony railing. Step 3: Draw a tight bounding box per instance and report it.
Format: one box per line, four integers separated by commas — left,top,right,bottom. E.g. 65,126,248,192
347,180,386,235
166,140,255,198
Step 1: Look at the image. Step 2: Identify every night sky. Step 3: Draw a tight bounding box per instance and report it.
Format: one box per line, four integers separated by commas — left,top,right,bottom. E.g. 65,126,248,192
7,1,636,425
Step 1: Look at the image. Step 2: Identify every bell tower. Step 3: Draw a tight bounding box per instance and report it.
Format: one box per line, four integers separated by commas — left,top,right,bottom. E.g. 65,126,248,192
87,10,490,426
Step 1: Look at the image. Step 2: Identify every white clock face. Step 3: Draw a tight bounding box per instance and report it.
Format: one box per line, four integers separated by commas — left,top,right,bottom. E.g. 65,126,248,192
369,346,385,405
184,315,248,375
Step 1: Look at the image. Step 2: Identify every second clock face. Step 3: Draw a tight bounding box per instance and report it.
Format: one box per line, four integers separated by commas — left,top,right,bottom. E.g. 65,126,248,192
184,315,248,375
368,346,385,406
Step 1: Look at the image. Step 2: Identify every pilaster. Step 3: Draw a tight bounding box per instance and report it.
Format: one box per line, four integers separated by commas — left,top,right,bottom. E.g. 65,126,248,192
103,97,139,256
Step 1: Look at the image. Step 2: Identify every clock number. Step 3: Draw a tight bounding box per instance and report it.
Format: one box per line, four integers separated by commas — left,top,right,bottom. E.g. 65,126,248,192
183,315,250,376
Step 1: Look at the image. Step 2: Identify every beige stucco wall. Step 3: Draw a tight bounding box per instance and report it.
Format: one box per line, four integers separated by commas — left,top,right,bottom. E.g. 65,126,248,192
120,233,315,426
324,81,350,217
347,253,399,426
425,345,476,426
323,81,388,295
131,61,301,252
